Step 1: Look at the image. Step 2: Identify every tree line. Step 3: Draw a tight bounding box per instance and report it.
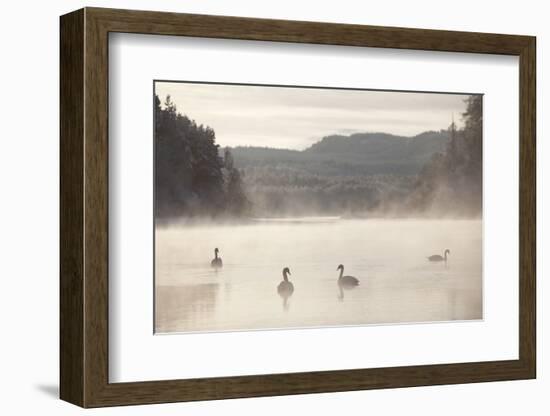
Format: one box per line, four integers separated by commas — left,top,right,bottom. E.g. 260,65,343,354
154,95,249,220
237,95,483,218
240,167,414,217
406,95,482,217
155,93,482,220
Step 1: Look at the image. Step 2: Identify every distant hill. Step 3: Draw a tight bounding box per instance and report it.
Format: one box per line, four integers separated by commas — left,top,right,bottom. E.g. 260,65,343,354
229,131,450,176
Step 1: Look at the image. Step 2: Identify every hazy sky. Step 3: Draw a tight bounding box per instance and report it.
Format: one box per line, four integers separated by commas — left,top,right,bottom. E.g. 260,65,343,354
155,81,470,150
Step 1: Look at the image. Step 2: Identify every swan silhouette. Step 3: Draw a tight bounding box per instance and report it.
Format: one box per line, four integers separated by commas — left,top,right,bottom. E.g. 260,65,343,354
277,267,294,310
211,248,223,268
337,264,359,287
427,249,450,263
277,267,294,296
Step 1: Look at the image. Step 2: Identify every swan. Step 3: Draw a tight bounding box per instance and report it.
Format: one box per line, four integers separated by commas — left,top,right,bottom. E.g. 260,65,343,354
427,249,450,262
337,264,359,287
277,267,294,297
211,248,223,268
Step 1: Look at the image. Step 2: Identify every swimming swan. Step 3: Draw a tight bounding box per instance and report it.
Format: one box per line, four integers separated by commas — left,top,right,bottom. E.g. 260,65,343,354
427,249,450,262
211,248,223,268
337,264,359,287
277,267,294,296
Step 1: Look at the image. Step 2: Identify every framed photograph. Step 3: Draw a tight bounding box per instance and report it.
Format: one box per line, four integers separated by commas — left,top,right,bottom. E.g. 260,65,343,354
60,7,536,408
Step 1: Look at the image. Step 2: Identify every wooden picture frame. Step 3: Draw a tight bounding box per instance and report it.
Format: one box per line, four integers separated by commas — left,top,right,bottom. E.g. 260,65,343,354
60,7,536,408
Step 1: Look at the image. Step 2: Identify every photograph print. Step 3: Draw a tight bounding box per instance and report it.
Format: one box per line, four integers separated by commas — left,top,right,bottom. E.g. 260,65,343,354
154,81,483,334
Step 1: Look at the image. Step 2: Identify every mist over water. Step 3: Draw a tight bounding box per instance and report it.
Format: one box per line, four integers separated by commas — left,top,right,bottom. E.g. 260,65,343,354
155,218,482,334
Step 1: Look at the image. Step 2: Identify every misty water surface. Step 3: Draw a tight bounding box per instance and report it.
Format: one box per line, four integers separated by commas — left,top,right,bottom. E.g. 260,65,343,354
155,218,482,333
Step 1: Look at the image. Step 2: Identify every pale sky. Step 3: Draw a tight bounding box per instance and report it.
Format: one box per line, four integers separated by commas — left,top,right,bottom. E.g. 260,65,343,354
155,81,470,150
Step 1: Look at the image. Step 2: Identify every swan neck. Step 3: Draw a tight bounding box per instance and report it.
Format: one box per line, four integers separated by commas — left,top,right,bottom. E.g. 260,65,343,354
283,271,289,282
339,268,343,279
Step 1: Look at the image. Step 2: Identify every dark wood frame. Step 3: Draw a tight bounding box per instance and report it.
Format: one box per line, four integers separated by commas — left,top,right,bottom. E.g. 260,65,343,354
60,7,536,408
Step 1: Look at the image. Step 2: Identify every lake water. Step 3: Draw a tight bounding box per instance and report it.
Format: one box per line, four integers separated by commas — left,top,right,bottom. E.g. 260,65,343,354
155,218,482,334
